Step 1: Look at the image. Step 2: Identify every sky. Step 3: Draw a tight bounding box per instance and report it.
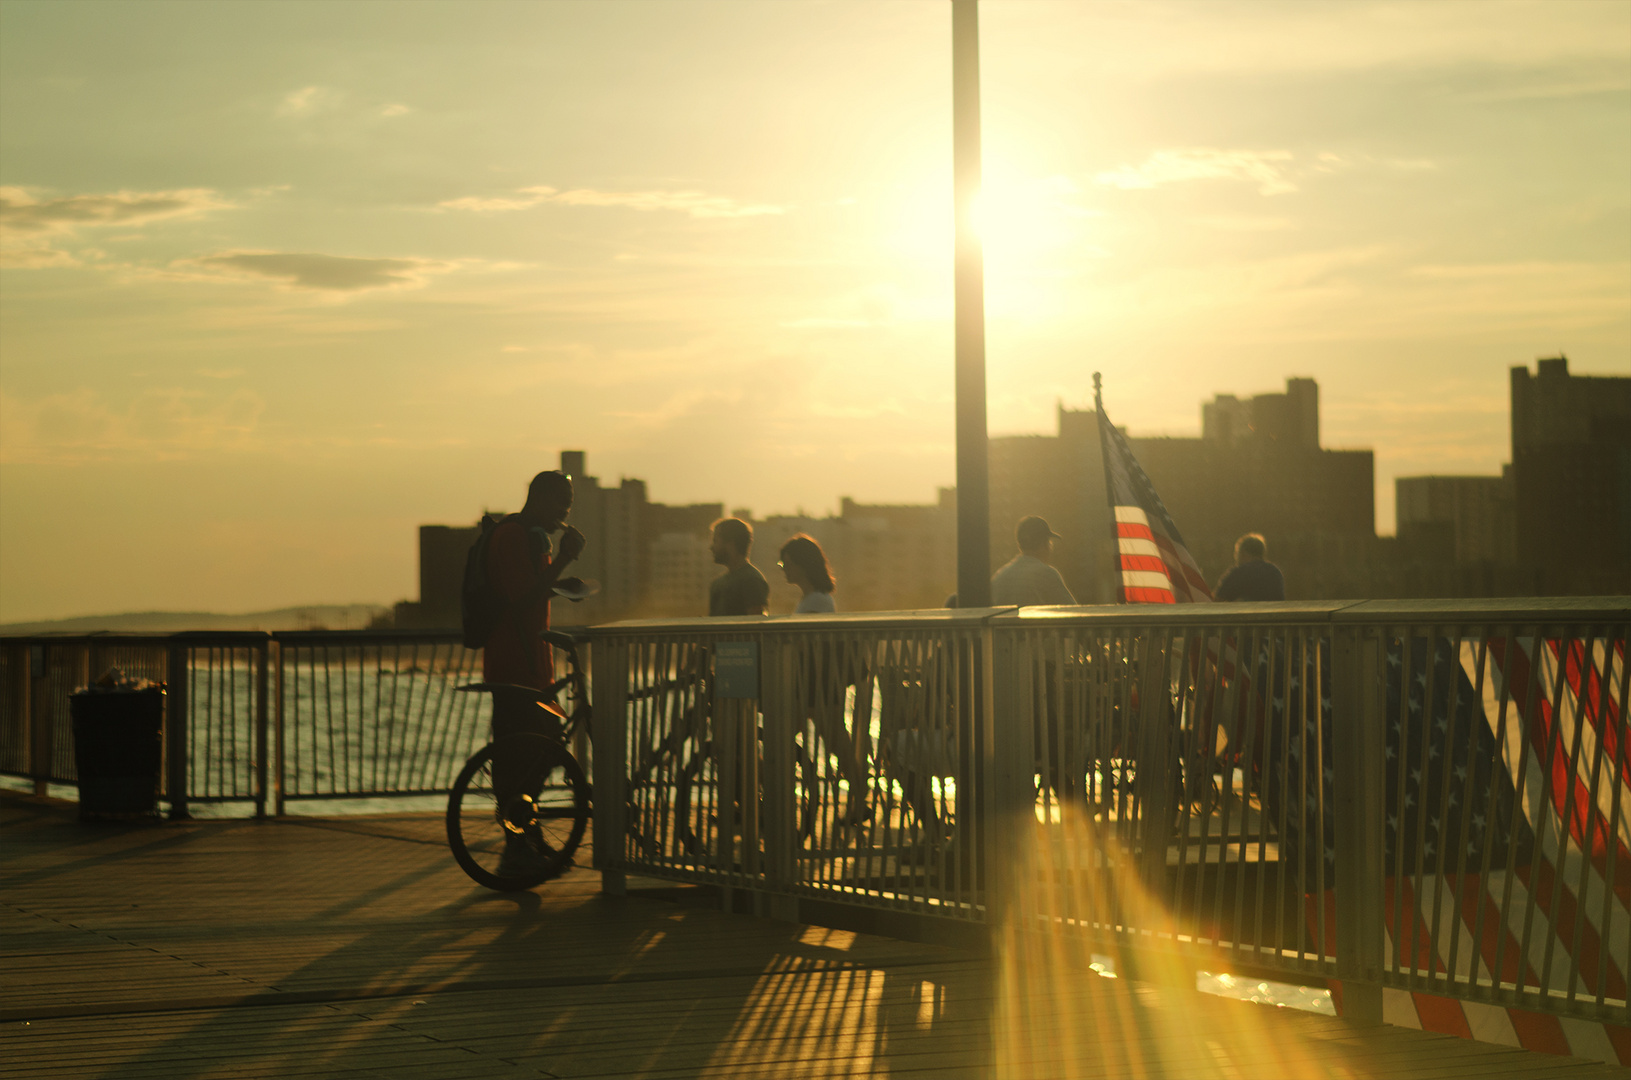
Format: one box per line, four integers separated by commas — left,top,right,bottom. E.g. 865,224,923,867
1,0,1627,623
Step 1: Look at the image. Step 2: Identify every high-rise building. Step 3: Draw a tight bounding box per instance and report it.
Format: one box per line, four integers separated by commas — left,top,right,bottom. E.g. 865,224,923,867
990,378,1375,600
1395,474,1516,566
1510,356,1631,593
399,453,956,624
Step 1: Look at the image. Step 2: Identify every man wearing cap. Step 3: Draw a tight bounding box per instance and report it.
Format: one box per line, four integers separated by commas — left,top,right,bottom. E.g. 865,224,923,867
991,516,1077,606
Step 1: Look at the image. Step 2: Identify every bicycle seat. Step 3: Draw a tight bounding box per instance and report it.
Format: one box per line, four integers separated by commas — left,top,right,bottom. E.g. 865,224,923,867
539,630,582,652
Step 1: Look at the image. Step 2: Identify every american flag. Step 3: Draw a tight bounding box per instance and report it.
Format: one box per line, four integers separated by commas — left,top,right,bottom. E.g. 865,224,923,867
1094,374,1212,604
1266,634,1629,1064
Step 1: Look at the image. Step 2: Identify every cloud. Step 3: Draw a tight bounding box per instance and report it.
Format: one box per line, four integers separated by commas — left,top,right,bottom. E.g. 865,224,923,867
0,387,264,465
1095,149,1299,196
0,186,231,269
439,185,785,219
380,103,412,117
188,252,443,292
0,241,79,269
277,86,331,117
0,186,229,235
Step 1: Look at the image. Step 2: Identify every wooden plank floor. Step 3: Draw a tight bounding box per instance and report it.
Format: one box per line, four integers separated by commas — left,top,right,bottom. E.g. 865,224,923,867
3,793,1625,1080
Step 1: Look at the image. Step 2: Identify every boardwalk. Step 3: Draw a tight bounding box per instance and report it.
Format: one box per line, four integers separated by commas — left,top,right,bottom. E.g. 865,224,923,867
3,793,1625,1080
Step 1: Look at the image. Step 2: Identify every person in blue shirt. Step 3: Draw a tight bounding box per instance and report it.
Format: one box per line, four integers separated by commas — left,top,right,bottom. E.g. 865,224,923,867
1214,533,1286,601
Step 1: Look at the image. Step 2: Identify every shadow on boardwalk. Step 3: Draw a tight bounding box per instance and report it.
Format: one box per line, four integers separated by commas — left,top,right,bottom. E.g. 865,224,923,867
2,793,1624,1079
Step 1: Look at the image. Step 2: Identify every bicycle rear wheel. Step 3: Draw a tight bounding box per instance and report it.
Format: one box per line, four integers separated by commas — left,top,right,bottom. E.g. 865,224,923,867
447,733,589,891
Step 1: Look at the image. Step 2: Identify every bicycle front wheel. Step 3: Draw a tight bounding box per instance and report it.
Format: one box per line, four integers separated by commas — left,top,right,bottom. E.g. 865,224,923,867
447,733,589,891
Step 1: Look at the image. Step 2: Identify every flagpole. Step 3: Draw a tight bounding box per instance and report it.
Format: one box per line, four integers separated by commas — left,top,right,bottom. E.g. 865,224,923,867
953,0,991,608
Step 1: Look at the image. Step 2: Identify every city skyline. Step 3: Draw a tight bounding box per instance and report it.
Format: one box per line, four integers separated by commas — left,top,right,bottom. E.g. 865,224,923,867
3,1,1628,623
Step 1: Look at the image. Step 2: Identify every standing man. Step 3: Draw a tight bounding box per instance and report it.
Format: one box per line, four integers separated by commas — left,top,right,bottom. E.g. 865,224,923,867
708,517,770,616
1214,533,1285,601
991,515,1077,606
484,470,585,691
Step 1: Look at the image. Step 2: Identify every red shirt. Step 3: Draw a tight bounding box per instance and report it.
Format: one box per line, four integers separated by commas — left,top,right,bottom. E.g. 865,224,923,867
481,516,553,691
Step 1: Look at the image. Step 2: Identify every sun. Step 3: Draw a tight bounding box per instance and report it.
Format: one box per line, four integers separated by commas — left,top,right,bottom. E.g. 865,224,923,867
972,175,1098,267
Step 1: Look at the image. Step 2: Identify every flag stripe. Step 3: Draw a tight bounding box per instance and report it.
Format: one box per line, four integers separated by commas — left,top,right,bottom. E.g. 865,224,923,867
1097,393,1215,606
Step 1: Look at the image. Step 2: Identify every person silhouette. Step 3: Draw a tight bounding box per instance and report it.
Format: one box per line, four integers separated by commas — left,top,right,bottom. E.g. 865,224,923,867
483,470,585,691
778,534,836,614
1214,533,1286,601
708,517,770,616
990,516,1076,606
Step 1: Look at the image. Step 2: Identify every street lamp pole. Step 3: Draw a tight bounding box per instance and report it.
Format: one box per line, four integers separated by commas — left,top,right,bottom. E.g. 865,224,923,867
952,0,991,607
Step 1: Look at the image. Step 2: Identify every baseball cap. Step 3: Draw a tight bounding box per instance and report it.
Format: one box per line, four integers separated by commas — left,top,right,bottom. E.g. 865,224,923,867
1017,515,1062,548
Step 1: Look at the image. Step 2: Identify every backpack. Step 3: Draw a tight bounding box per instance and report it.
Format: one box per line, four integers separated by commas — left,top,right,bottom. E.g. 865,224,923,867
460,514,504,649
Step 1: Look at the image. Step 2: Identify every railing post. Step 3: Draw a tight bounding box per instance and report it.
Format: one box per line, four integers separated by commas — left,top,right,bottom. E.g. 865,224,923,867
1137,628,1174,890
986,621,1032,932
254,637,269,819
166,638,191,821
1332,624,1385,1023
273,638,286,817
590,635,628,896
29,644,52,796
759,635,797,920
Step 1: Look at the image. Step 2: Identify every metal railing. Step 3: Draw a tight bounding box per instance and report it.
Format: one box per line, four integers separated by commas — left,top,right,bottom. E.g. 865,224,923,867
5,600,1624,1029
585,599,1628,1028
591,611,993,921
0,631,504,816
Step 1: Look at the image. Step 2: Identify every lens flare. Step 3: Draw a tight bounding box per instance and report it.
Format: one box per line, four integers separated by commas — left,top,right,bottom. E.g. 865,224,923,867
993,811,1336,1079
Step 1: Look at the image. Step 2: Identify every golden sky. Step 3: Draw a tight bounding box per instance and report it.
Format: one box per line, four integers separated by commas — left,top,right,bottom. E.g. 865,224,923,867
2,0,1628,622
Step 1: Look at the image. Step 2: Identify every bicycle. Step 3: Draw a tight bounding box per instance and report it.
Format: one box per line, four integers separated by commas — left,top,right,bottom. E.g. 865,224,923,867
446,629,594,892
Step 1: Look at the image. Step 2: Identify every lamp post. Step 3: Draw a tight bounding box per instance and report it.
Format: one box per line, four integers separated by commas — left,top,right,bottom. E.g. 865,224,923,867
952,0,991,608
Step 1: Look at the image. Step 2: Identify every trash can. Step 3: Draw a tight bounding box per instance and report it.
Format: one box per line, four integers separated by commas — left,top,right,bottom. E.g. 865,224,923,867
70,686,165,821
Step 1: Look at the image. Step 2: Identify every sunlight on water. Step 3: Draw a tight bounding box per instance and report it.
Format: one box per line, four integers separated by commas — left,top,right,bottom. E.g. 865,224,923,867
1196,970,1336,1015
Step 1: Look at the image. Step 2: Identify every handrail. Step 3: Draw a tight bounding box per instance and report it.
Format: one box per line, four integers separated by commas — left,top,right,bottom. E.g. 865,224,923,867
578,601,1629,1032
0,630,500,817
3,601,1625,1035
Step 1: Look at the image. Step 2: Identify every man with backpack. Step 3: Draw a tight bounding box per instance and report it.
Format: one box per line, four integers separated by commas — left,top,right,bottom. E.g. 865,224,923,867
474,470,585,693
460,470,585,883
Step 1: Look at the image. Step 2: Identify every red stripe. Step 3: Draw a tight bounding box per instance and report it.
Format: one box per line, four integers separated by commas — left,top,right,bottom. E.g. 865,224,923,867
1559,637,1629,793
1606,1023,1631,1066
1517,857,1627,1000
1455,872,1534,986
1412,992,1472,1039
1149,533,1212,602
1119,554,1168,574
1491,637,1631,899
1122,586,1175,604
1390,877,1441,977
1508,1008,1573,1057
1116,522,1155,541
